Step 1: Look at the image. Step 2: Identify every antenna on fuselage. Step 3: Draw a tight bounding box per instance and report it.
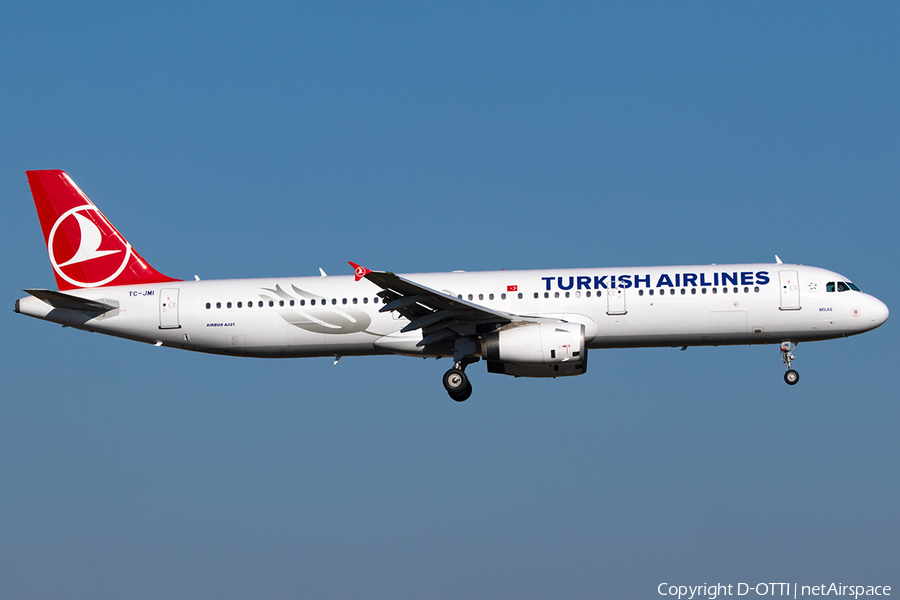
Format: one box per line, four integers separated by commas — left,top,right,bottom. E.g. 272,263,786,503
775,255,784,264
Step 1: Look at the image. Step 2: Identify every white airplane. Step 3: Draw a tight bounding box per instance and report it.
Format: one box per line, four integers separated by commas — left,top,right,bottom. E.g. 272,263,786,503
16,170,890,400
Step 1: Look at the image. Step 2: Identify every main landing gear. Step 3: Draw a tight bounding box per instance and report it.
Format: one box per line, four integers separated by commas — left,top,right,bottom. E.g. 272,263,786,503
443,361,473,402
781,341,800,386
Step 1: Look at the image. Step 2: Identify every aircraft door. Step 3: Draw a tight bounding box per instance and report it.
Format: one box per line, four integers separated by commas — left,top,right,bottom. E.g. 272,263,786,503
779,270,801,310
607,288,626,315
159,288,181,329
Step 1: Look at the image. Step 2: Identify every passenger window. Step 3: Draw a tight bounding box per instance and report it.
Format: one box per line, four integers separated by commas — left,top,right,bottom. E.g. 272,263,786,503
468,294,473,300
648,289,654,296
733,287,738,293
722,287,727,294
331,299,337,305
702,288,707,294
575,291,580,298
555,292,560,298
300,299,305,306
290,300,295,306
478,294,483,300
216,302,221,308
374,297,379,304
268,301,273,307
352,298,358,304
826,282,835,292
237,301,243,308
205,302,211,309
258,301,263,307
681,289,686,295
500,293,506,300
518,293,523,299
534,293,539,299
227,302,232,308
712,288,717,294
342,298,347,304
311,299,316,306
280,300,285,307
638,289,644,296
489,294,494,300
544,292,550,298
363,297,368,304
743,287,749,293
754,286,760,293
586,291,591,297
691,289,697,295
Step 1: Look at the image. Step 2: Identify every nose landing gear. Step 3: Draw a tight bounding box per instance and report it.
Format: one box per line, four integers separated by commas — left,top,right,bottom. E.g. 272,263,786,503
443,362,473,401
781,342,800,385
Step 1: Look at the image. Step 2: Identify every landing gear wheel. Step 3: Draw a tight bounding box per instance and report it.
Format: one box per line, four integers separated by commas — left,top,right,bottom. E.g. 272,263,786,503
780,342,800,386
443,368,468,395
449,382,473,402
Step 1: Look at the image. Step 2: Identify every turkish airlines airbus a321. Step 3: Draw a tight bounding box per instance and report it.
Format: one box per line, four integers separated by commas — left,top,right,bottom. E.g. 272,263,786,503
16,170,889,400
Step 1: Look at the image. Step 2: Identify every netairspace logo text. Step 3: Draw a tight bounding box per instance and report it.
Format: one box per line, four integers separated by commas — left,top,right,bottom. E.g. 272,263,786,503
658,583,891,600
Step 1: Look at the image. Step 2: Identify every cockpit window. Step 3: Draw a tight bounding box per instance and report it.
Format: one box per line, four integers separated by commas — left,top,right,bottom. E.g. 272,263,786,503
837,282,851,292
826,282,835,292
847,282,861,292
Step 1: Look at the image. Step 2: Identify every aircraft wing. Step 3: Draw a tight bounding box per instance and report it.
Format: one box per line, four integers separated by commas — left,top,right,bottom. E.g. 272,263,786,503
349,262,513,349
24,289,117,313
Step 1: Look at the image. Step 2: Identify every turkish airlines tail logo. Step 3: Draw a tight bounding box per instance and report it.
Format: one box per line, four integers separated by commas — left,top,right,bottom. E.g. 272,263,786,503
56,212,122,267
27,170,181,291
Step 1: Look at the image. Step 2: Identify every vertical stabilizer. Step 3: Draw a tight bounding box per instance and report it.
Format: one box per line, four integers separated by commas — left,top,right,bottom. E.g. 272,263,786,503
26,170,180,290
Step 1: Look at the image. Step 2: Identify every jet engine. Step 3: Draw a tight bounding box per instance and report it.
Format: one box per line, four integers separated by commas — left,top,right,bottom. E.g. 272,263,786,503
481,322,587,378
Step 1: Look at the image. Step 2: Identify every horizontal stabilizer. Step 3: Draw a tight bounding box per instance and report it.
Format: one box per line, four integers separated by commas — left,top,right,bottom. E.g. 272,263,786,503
24,289,117,312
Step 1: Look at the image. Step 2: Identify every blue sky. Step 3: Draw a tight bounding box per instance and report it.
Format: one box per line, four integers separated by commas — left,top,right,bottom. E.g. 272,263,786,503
2,2,898,598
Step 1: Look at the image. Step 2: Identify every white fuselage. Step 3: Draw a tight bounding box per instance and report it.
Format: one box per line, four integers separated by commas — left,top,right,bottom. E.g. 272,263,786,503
16,263,889,359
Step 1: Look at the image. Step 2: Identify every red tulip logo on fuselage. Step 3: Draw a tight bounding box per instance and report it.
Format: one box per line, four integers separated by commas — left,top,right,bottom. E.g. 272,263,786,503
48,206,132,287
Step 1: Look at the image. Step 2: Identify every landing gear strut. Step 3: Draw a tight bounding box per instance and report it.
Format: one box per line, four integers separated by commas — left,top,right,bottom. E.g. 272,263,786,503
443,361,473,401
781,341,800,385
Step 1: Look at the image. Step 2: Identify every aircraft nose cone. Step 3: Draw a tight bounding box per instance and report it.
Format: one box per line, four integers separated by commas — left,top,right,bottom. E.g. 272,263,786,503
870,296,889,328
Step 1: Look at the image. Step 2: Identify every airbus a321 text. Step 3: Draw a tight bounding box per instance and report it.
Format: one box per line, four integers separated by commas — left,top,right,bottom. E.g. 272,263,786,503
16,170,889,400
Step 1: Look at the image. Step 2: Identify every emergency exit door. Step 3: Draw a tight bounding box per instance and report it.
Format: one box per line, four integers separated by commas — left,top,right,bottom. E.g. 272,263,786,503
159,288,181,329
779,271,801,310
607,288,626,315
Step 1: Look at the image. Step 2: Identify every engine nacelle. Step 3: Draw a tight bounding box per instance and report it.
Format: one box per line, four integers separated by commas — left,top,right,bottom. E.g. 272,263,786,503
481,322,587,378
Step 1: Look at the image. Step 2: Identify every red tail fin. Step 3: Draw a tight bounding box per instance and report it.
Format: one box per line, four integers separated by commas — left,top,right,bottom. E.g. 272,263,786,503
26,170,180,290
